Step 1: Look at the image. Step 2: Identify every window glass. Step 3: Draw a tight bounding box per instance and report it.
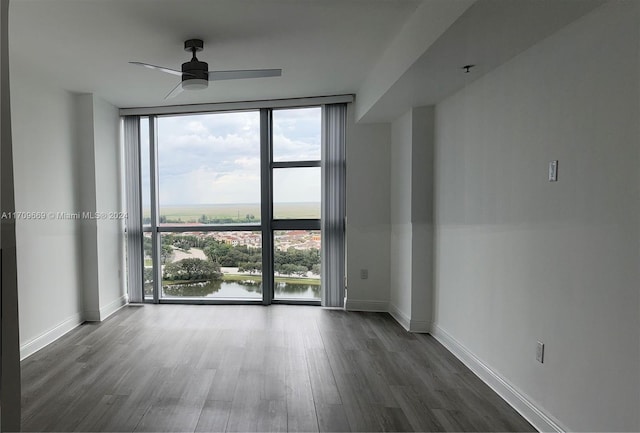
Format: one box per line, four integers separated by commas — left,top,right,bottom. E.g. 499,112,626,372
160,231,262,299
273,230,321,300
157,111,261,225
141,117,151,226
273,167,321,219
273,107,321,162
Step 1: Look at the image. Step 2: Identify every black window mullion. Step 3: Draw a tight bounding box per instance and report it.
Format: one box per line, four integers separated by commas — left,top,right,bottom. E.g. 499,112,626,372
149,115,161,304
272,219,321,231
260,109,274,305
157,225,261,233
272,160,320,169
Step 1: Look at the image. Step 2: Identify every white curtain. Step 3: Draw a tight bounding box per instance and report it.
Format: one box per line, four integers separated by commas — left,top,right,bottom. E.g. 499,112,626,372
123,116,144,303
321,104,347,307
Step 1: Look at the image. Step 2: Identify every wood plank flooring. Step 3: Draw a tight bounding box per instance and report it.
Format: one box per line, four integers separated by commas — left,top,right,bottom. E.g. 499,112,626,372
21,305,535,432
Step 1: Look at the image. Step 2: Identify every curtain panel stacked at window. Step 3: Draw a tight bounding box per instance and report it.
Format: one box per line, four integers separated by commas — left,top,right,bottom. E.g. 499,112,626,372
321,103,347,307
123,116,144,303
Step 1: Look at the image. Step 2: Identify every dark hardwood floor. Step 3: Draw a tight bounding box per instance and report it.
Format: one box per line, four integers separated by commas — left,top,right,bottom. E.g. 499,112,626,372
21,305,535,432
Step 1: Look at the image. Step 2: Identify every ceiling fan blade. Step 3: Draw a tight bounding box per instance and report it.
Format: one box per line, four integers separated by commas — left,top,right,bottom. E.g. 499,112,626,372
208,69,282,81
130,61,184,77
164,82,184,100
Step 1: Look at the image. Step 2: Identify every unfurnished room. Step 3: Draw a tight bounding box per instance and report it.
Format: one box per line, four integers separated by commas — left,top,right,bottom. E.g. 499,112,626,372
0,0,639,432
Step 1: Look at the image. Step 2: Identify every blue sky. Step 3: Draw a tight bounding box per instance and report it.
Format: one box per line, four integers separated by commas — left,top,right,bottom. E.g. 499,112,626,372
141,107,321,206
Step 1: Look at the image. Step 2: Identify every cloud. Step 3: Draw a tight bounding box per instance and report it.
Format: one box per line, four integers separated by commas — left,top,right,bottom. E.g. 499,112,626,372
273,107,321,162
151,108,321,205
273,133,320,161
159,167,260,205
185,120,208,134
234,156,260,169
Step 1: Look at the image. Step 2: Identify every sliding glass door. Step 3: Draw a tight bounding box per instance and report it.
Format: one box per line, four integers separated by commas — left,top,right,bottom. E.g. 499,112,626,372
138,107,322,304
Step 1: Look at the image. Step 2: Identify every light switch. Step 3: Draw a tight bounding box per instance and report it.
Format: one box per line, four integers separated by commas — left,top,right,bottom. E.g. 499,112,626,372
536,341,545,363
549,160,558,182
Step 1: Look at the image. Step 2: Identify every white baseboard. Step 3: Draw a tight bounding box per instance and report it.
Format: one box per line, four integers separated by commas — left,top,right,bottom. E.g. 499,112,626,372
388,303,431,333
388,303,410,331
345,299,388,312
20,296,128,360
85,294,128,322
408,319,430,333
84,309,101,322
431,324,565,433
99,294,128,320
20,312,84,360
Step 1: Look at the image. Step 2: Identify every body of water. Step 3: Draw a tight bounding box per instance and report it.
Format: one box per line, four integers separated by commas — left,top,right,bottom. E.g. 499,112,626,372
162,279,320,300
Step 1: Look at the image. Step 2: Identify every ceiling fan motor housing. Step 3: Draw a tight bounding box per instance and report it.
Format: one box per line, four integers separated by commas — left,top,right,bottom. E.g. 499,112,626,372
182,60,208,89
182,39,208,90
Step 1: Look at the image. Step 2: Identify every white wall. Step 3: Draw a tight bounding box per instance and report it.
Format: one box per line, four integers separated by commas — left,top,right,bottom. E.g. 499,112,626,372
75,94,100,320
345,104,391,312
389,106,434,331
11,67,124,357
390,111,413,319
76,93,125,321
409,105,433,327
11,66,84,353
93,96,126,316
433,2,639,431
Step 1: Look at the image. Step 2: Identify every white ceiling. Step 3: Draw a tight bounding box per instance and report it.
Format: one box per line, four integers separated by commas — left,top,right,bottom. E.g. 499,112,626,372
8,0,421,108
8,0,608,119
358,0,606,122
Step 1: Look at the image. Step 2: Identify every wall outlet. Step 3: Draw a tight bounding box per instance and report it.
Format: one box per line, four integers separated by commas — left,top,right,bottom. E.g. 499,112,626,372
536,341,545,363
360,269,368,279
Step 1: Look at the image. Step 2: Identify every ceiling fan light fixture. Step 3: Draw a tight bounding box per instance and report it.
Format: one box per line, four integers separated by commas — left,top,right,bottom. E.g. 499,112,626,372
182,78,208,90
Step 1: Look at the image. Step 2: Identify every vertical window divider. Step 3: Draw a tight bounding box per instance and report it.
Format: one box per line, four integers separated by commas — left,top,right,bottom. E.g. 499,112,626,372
260,108,274,305
149,115,160,304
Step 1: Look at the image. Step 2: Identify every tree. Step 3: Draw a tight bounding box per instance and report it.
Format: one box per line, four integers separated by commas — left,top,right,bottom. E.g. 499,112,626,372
204,241,232,265
163,258,222,281
279,263,307,277
293,265,308,277
161,244,173,264
144,267,154,283
238,261,261,274
173,238,191,251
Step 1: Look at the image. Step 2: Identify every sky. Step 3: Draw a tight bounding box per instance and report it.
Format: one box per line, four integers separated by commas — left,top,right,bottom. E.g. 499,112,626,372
141,107,321,207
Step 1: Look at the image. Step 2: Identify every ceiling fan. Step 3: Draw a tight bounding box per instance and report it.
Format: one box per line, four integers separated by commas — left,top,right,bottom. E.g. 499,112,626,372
130,39,282,99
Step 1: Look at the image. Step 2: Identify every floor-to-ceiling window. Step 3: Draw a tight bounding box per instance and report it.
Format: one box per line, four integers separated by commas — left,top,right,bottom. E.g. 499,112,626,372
137,106,323,304
272,107,321,300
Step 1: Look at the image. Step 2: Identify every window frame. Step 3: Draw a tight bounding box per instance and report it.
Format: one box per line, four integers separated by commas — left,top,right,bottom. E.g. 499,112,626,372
139,107,323,305
269,108,321,303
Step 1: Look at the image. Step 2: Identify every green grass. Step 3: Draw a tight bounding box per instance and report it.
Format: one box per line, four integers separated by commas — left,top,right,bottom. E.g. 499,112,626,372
162,274,320,286
223,273,320,286
156,204,261,223
163,279,211,285
145,203,320,223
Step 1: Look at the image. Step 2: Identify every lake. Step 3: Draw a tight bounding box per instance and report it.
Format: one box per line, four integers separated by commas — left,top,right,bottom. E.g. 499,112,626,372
161,279,320,300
